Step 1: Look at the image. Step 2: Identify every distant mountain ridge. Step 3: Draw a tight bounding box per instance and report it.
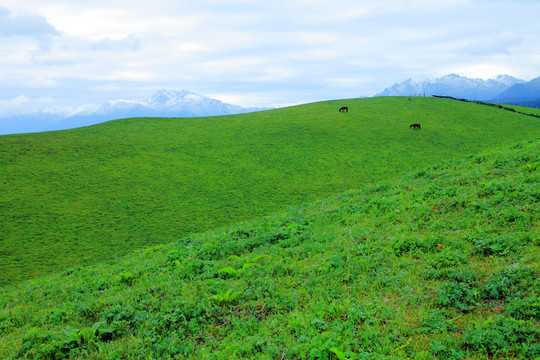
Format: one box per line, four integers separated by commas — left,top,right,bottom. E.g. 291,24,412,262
68,89,263,118
375,74,525,101
490,76,540,108
0,89,268,135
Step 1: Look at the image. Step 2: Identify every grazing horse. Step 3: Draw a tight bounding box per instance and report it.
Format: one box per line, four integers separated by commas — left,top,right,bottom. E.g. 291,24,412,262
339,106,348,112
410,123,421,130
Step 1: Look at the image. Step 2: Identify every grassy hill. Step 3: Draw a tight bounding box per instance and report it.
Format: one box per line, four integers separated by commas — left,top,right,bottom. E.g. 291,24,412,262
505,104,540,117
0,138,538,359
1,97,540,286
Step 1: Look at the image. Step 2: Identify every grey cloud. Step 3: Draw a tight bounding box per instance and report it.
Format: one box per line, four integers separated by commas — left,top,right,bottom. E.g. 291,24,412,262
0,7,60,53
0,7,59,37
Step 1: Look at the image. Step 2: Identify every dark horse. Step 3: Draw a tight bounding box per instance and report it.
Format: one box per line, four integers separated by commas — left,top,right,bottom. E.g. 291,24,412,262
410,123,421,130
339,106,348,112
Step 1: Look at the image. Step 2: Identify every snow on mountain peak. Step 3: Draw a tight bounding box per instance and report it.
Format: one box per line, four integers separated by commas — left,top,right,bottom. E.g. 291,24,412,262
375,74,525,100
144,89,206,107
494,74,525,86
150,89,184,101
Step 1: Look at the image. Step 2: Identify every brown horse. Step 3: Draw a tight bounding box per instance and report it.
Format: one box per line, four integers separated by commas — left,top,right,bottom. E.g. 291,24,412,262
410,123,421,130
339,106,348,112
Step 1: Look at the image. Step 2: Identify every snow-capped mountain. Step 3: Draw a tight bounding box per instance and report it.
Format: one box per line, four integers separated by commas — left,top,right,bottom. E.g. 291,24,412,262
0,90,268,135
375,74,525,100
68,89,260,118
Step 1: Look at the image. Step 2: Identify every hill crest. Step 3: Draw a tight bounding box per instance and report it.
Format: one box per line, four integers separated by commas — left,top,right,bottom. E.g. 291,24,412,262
0,89,268,135
1,96,539,287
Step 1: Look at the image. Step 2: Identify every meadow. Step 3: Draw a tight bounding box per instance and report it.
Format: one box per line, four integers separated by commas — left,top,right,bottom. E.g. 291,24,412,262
1,96,539,286
0,138,538,359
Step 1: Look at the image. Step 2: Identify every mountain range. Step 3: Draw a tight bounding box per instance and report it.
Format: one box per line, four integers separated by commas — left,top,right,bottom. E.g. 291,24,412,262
491,76,540,108
375,73,526,100
0,89,267,135
2,75,539,135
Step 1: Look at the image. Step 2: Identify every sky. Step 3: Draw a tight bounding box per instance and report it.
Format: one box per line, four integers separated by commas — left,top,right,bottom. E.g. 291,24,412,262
0,0,539,115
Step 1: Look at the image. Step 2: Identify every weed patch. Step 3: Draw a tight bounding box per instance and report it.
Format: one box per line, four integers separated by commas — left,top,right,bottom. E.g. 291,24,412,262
481,265,538,301
435,282,479,312
462,317,540,357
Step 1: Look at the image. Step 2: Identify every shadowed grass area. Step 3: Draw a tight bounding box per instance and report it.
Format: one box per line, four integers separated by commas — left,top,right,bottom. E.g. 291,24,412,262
1,96,539,285
0,139,538,359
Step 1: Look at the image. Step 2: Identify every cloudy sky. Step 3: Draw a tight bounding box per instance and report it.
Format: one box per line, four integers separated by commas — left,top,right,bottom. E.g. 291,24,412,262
1,0,539,115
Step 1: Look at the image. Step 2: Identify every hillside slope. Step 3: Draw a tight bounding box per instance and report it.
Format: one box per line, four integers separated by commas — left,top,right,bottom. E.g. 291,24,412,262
1,96,539,285
1,139,538,359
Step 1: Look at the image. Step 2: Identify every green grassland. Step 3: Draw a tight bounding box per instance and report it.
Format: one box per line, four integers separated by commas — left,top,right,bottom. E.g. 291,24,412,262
504,104,540,117
0,138,538,359
1,96,539,286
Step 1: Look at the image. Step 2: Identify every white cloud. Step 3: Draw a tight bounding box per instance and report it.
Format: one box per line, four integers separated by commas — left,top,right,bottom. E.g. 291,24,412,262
464,33,523,56
108,70,159,82
0,95,56,117
90,34,141,51
443,64,516,80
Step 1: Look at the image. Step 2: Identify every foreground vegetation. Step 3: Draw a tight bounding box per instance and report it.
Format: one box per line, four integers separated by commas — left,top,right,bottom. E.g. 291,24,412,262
1,138,538,359
1,97,539,285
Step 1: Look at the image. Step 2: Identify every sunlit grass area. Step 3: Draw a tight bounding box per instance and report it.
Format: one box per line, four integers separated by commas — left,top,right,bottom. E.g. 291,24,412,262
1,96,539,286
